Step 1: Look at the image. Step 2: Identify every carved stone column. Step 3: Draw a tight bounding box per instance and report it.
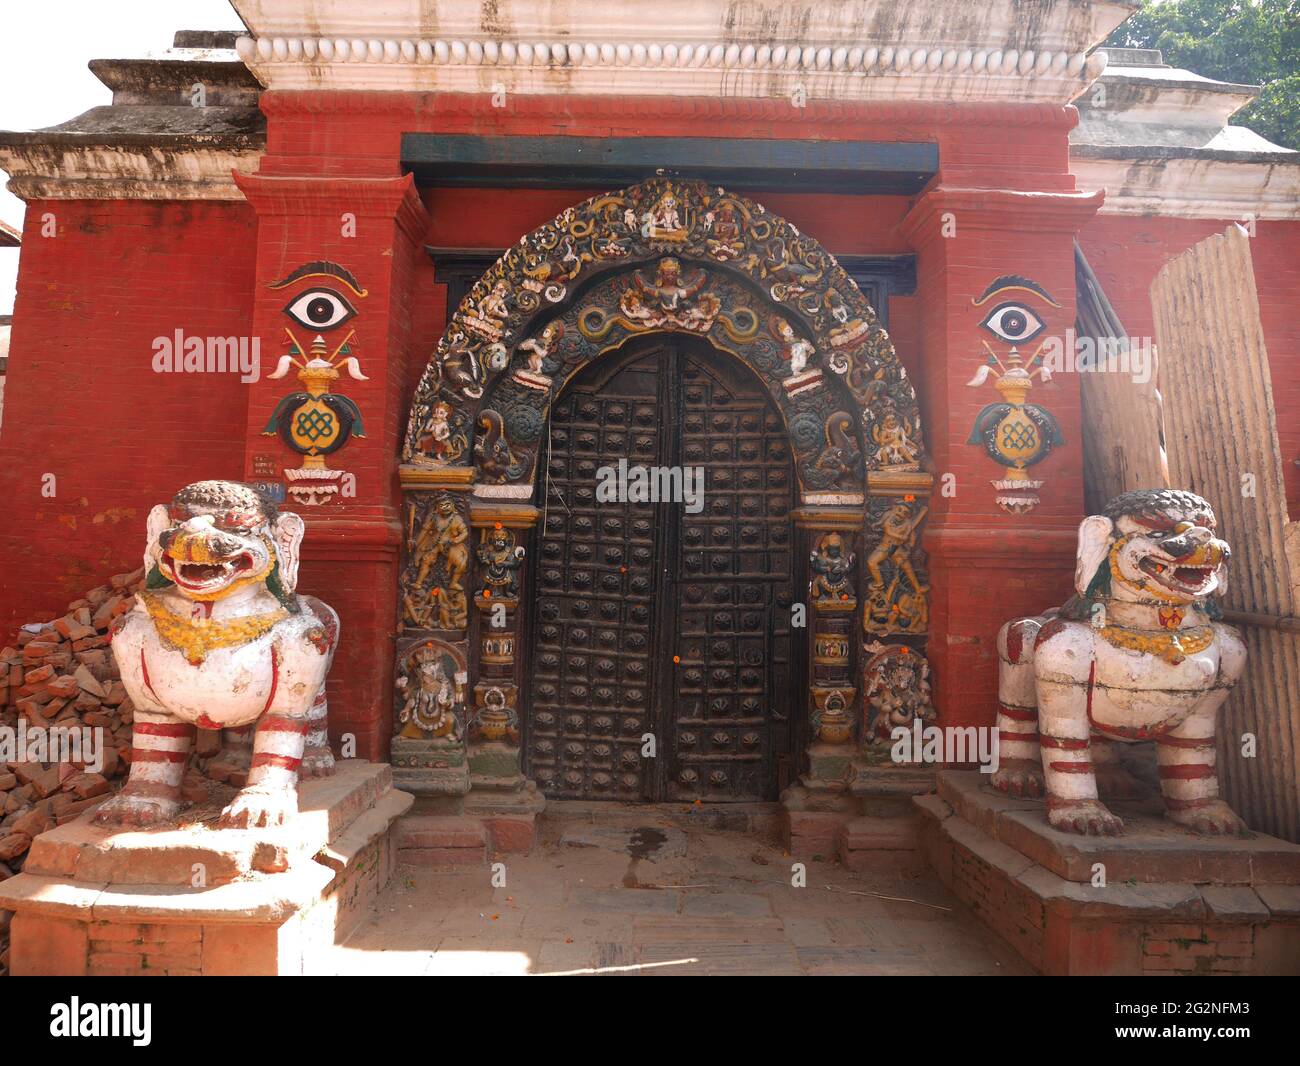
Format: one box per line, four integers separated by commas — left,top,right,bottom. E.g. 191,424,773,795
854,468,935,800
392,465,475,797
782,507,862,851
463,501,545,823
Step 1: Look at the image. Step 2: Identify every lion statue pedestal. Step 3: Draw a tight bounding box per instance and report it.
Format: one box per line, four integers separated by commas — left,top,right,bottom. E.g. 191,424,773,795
993,489,1248,837
0,482,413,975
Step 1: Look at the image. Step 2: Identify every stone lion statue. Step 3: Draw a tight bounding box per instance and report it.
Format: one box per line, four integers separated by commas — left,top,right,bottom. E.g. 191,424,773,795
94,481,338,829
993,489,1247,837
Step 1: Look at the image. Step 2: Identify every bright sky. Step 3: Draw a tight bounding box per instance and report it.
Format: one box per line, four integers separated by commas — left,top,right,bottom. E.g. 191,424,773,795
0,0,246,314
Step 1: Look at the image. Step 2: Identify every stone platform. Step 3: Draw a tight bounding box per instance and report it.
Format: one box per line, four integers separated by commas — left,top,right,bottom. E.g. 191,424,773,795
0,761,412,975
917,771,1300,975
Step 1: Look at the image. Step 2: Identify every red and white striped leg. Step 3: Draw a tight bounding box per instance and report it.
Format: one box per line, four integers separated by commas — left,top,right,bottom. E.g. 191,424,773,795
1157,724,1248,835
990,617,1045,796
300,685,336,778
1040,727,1124,836
93,713,195,827
217,712,309,829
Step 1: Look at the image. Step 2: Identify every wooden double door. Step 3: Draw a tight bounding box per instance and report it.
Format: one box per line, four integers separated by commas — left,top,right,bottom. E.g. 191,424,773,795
525,336,797,802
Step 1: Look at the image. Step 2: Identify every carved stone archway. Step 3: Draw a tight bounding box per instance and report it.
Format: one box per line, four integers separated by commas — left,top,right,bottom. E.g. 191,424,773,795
396,179,933,809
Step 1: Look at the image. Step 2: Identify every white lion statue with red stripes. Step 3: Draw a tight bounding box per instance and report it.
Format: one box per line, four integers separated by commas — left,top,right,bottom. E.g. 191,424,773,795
94,480,338,829
992,489,1248,837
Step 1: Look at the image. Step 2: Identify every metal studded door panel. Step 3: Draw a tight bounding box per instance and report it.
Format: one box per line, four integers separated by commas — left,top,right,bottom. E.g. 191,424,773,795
529,354,662,799
670,352,795,801
526,339,795,802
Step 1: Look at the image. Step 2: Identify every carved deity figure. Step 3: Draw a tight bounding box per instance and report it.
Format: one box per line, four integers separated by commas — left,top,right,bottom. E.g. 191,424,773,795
642,189,687,240
396,653,467,741
405,495,470,631
464,279,510,342
705,202,745,260
415,495,470,591
864,502,929,634
871,411,921,470
824,287,871,349
773,316,816,376
867,502,927,593
514,320,565,390
863,642,936,753
95,481,338,829
993,489,1247,837
477,526,526,601
810,532,856,605
416,401,468,464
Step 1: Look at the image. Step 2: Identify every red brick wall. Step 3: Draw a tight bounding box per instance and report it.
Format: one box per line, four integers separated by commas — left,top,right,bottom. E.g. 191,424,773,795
1079,215,1300,519
0,199,258,633
0,93,1089,760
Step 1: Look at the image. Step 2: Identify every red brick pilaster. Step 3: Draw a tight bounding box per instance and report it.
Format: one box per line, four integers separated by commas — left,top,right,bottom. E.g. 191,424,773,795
233,171,431,761
899,186,1104,730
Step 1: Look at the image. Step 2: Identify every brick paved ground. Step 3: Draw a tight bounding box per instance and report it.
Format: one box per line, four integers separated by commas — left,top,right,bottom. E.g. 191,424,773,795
315,805,1030,976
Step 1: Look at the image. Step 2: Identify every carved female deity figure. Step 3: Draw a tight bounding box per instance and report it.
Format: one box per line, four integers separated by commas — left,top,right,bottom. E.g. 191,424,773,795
396,655,466,740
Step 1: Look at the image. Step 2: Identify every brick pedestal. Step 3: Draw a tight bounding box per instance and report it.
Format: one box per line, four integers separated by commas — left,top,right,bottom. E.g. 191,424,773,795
0,762,411,975
918,771,1300,975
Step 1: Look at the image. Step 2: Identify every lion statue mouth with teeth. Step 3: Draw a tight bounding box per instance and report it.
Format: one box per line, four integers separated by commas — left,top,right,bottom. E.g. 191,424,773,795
993,488,1248,837
94,480,338,830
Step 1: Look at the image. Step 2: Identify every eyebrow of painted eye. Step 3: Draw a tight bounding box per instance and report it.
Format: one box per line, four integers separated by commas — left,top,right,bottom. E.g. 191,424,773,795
972,274,1060,307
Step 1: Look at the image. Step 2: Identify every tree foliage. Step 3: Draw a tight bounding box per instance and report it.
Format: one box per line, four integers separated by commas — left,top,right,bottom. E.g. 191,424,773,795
1106,0,1300,149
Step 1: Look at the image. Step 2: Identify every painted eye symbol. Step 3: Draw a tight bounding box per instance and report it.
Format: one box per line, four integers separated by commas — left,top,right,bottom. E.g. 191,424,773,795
283,287,357,331
980,302,1045,344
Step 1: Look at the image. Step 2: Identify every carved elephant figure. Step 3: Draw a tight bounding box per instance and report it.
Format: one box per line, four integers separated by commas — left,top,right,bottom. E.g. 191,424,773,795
95,480,338,830
992,489,1247,837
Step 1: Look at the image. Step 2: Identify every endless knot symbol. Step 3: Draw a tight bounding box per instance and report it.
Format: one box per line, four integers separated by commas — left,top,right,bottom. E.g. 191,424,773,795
295,408,336,443
1000,422,1039,450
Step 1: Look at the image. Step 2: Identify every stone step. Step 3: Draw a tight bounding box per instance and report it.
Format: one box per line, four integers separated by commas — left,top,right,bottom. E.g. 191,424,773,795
24,760,396,888
396,815,488,866
836,815,924,874
937,770,1300,886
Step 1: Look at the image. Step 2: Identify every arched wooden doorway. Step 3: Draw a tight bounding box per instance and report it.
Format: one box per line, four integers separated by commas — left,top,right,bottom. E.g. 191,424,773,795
396,178,932,807
526,335,797,801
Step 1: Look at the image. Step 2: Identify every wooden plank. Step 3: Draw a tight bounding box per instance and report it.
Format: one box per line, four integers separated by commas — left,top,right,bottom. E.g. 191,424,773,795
401,134,937,194
1074,242,1168,512
1152,224,1300,842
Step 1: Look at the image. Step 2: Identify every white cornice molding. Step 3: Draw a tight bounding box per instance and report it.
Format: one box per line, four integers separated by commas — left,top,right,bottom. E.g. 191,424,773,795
229,0,1133,103
0,142,263,201
1071,153,1300,220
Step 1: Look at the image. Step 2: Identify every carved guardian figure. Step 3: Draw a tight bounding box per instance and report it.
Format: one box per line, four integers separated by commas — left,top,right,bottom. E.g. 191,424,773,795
993,489,1247,836
95,481,339,829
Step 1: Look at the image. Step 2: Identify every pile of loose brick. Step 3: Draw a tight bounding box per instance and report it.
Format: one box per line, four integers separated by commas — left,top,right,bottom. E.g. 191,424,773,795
0,569,144,973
